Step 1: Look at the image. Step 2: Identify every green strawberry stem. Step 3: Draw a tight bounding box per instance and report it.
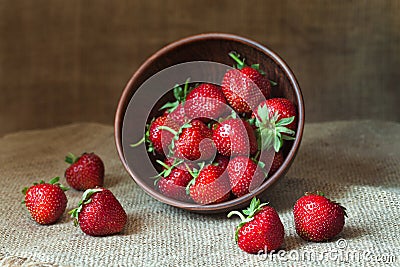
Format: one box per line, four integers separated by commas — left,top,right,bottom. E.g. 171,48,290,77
130,136,145,147
130,121,155,153
69,188,103,226
229,51,246,69
65,153,79,164
157,125,178,136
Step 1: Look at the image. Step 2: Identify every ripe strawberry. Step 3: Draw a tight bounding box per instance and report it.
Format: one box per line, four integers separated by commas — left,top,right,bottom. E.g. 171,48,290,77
253,98,297,152
212,118,257,157
222,52,271,113
212,154,230,171
22,177,68,225
293,192,346,242
189,164,230,205
70,188,127,236
228,198,284,254
185,83,228,121
145,115,180,155
65,152,105,191
227,156,264,197
175,119,215,161
155,159,192,202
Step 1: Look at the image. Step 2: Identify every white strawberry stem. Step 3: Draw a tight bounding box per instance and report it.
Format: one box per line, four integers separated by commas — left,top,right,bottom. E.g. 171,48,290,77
227,210,246,221
228,197,268,242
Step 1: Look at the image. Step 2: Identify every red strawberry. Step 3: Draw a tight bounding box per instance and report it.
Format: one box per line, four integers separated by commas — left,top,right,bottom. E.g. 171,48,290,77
175,119,215,161
148,116,180,155
293,192,346,242
155,159,193,202
65,152,105,191
212,154,230,171
222,52,271,113
253,98,297,152
212,118,257,157
228,198,284,254
189,164,230,205
185,83,228,121
22,177,68,225
70,188,127,236
227,156,265,197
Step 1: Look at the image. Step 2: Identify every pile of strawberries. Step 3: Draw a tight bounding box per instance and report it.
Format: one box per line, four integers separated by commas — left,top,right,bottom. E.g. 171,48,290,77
133,52,297,204
22,153,127,236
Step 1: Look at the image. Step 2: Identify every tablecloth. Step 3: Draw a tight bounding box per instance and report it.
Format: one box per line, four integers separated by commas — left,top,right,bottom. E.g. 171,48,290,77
0,121,399,266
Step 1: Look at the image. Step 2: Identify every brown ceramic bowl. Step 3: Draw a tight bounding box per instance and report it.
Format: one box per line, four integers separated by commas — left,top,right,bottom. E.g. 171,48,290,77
115,33,304,214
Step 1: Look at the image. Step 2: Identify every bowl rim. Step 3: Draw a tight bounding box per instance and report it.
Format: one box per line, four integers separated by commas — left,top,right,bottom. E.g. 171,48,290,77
114,32,304,213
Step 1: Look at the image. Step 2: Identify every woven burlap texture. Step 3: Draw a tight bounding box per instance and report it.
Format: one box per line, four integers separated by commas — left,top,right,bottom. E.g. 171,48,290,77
0,121,399,267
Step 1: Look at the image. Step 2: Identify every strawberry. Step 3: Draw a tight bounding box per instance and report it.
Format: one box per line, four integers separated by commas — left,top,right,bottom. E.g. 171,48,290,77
189,164,230,205
212,154,230,171
135,115,180,155
293,192,346,242
253,98,297,152
22,177,68,225
228,198,284,254
65,152,105,191
227,156,265,197
185,83,228,121
70,188,127,236
155,159,193,202
222,52,271,113
174,119,215,161
212,118,257,157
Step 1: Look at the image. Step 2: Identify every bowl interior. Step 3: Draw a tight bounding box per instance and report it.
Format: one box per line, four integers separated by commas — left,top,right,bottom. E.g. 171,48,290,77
115,33,304,213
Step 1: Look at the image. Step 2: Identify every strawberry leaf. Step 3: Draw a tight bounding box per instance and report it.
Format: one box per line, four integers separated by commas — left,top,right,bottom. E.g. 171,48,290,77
65,153,78,164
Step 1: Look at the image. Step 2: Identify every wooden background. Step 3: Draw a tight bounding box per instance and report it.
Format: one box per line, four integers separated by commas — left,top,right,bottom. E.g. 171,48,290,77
1,1,399,136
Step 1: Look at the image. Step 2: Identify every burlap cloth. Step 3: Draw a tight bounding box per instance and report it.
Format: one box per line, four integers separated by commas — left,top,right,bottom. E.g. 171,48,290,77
0,121,399,266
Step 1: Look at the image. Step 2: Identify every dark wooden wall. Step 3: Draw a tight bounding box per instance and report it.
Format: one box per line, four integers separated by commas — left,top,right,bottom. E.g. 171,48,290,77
1,0,399,135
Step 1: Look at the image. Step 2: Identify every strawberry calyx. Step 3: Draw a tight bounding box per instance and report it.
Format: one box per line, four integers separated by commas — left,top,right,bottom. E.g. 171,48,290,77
159,78,191,113
229,51,277,86
161,122,192,153
65,153,79,165
152,159,184,185
185,162,205,195
230,51,266,74
255,104,296,152
69,188,103,226
227,197,268,242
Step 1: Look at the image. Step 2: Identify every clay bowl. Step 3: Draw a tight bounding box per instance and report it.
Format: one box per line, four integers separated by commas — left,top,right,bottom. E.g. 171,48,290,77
115,33,304,214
